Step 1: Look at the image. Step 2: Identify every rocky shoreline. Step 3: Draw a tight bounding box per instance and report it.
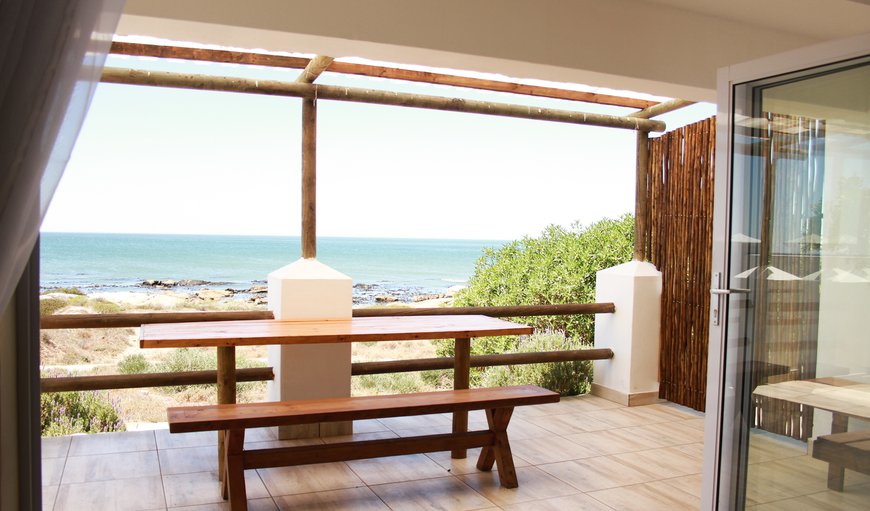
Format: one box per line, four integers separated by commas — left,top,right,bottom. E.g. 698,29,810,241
42,278,464,307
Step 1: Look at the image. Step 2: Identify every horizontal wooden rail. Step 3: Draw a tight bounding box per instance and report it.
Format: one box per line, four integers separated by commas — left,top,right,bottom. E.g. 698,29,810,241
352,349,613,376
101,68,666,132
41,367,274,393
40,303,615,329
40,349,610,392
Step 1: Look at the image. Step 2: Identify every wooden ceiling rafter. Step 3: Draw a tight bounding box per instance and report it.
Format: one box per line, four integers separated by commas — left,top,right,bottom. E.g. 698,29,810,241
109,42,661,110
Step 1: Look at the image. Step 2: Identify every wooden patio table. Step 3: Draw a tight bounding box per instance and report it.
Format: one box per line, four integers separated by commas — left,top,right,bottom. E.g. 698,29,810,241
140,314,533,479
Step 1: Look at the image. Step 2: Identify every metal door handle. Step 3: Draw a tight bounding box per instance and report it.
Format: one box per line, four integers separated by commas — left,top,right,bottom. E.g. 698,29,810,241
710,288,750,295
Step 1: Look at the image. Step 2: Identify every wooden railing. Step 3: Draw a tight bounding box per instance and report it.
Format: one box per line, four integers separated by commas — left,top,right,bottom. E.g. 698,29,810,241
40,303,615,393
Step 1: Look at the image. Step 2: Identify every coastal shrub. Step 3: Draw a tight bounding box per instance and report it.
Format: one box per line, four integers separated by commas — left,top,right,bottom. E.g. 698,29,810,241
118,353,151,374
42,287,85,296
41,391,125,436
39,298,67,316
89,298,122,314
478,333,593,395
437,215,634,393
151,348,266,399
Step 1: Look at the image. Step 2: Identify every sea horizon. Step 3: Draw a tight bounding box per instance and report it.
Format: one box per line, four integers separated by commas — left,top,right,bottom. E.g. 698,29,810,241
39,232,507,304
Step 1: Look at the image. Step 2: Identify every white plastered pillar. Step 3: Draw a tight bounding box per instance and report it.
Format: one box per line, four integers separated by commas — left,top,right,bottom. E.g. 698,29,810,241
592,260,662,406
267,258,353,438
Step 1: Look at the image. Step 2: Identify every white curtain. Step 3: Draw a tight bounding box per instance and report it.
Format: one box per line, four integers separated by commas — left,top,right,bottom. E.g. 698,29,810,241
0,0,124,311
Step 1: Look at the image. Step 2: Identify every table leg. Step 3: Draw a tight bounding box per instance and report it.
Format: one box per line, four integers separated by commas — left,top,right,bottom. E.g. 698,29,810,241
452,337,471,459
826,412,849,491
217,346,236,489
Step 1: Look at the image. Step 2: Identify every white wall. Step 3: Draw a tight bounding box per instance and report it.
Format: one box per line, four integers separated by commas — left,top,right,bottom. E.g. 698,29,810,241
113,0,870,102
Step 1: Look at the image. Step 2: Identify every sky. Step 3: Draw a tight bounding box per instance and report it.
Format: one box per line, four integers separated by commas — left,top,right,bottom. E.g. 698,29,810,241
40,54,715,241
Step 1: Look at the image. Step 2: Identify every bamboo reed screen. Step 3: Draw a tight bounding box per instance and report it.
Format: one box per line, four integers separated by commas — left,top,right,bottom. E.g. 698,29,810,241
643,117,716,411
748,113,824,441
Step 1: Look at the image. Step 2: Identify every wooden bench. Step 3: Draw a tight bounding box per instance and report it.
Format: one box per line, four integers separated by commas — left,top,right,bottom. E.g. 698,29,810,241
812,430,870,491
168,385,559,510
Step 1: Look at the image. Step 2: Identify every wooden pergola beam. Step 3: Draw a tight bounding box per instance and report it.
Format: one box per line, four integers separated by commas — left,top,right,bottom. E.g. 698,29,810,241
100,68,667,132
297,55,334,84
109,42,657,110
630,98,695,119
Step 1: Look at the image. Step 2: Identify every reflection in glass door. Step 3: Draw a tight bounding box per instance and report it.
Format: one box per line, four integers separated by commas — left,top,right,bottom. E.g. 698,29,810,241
721,57,870,509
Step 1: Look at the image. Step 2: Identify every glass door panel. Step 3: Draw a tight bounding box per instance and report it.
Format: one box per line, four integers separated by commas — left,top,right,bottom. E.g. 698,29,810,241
725,57,870,509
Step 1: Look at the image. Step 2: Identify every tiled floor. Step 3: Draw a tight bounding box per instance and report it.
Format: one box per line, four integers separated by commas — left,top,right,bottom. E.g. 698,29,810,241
40,394,870,510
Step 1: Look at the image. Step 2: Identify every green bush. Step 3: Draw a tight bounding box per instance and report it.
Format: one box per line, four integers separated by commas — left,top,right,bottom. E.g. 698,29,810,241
89,298,122,314
41,391,125,437
437,215,633,393
117,353,151,374
479,333,592,395
39,298,67,316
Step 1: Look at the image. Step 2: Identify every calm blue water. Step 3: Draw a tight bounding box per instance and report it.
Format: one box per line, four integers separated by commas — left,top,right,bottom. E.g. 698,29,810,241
39,233,504,303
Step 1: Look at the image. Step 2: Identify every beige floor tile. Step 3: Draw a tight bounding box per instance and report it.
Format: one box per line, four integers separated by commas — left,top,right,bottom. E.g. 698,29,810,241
43,484,58,511
42,436,71,459
42,456,66,486
353,419,391,433
585,408,673,429
557,394,623,413
620,419,703,447
750,483,870,510
459,466,579,507
587,480,699,511
748,432,808,464
258,462,363,496
163,470,269,507
54,475,165,511
379,413,452,432
169,497,279,510
745,455,830,505
511,435,599,465
426,447,529,475
274,486,390,510
639,403,703,420
659,473,703,498
156,429,217,450
525,412,613,435
61,451,160,484
371,476,494,511
610,444,703,479
245,427,279,442
513,401,579,419
68,430,155,456
505,417,556,440
538,456,657,492
160,445,218,474
347,453,449,485
563,427,666,456
501,493,616,511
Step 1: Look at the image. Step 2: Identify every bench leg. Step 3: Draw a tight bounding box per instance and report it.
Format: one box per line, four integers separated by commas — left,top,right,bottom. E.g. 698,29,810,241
224,429,247,510
476,407,518,488
826,412,849,491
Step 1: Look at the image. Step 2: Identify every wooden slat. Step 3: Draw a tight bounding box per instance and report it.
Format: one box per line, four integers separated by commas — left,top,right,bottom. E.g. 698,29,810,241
140,315,533,348
244,430,495,469
41,302,615,330
108,42,657,109
40,367,273,393
168,385,558,433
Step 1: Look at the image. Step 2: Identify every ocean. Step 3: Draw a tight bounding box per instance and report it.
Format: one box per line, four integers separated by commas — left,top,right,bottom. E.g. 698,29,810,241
39,232,505,304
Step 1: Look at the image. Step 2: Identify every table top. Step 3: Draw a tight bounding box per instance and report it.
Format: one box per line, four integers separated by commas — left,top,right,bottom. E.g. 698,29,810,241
753,377,870,421
140,314,533,349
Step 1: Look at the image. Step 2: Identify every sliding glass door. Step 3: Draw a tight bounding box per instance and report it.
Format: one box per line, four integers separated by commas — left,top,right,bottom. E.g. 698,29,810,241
706,37,870,509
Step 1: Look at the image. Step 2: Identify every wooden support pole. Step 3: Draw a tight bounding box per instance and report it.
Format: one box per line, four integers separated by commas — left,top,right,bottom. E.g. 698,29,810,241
634,130,650,260
101,68,666,132
452,337,471,459
301,97,317,258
